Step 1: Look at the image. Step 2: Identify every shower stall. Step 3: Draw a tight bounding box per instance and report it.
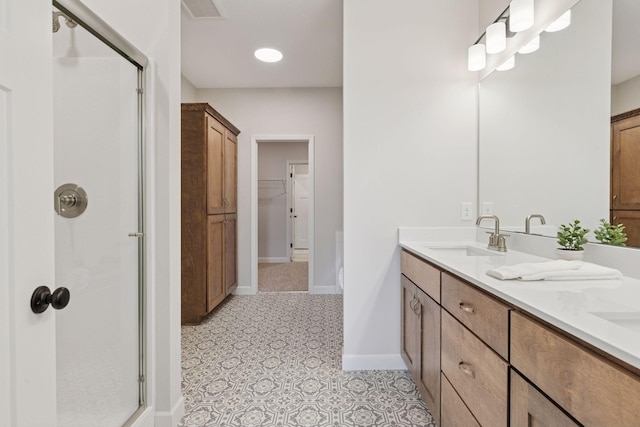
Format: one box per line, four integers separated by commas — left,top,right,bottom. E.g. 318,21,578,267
52,1,147,425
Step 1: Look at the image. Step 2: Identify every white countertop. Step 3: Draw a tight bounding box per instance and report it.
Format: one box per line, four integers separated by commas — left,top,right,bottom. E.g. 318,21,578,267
399,232,640,371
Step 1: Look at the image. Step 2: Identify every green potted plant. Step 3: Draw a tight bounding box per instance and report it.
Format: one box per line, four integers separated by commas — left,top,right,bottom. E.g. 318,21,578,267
594,218,627,246
556,219,590,260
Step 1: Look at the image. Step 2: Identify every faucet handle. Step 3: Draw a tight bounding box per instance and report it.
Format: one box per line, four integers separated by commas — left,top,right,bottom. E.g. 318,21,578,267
496,233,509,252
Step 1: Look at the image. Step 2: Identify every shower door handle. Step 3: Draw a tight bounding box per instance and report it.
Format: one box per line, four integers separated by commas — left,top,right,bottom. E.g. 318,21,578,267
31,286,71,314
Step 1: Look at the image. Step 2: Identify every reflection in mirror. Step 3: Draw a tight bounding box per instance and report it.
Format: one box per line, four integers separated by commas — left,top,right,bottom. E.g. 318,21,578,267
479,0,612,241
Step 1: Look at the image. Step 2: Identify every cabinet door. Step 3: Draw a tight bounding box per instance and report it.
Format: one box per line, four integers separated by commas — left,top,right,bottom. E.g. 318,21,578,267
612,114,640,210
401,275,419,376
223,130,237,213
207,115,225,215
611,210,640,247
224,214,237,295
417,290,441,425
510,370,579,427
207,215,225,312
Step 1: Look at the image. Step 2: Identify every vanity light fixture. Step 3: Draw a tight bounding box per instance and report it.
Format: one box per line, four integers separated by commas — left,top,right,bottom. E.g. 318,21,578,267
496,55,515,71
518,35,540,54
468,43,487,71
509,0,534,32
486,21,507,54
254,47,283,63
545,10,571,32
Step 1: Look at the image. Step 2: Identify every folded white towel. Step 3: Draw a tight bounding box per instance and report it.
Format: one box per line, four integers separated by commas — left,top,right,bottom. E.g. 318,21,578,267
487,260,581,280
487,260,623,281
519,262,622,281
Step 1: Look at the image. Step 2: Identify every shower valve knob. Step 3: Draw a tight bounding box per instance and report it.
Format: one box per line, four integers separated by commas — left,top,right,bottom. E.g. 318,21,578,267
30,286,71,314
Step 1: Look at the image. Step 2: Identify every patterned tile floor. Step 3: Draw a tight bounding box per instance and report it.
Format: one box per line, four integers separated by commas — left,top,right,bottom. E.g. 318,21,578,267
180,294,435,426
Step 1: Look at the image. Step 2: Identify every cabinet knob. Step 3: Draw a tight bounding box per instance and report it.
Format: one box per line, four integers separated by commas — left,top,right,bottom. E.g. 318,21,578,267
458,362,475,378
613,195,617,200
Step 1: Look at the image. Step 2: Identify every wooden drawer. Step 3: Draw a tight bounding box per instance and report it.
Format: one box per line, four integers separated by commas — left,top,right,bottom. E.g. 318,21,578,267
441,272,509,359
511,311,640,426
441,310,508,427
441,372,480,427
401,250,440,302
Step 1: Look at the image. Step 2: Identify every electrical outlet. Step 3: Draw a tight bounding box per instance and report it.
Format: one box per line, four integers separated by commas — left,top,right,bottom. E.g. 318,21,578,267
460,202,473,221
481,202,494,215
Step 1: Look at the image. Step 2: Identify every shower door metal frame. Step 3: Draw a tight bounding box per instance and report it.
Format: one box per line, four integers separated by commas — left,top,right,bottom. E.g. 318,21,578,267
52,0,149,422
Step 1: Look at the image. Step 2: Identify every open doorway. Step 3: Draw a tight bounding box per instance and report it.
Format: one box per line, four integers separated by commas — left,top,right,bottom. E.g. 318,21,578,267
252,136,314,293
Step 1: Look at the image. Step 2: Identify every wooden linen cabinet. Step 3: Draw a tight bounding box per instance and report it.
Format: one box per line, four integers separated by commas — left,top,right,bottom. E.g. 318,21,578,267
181,103,239,324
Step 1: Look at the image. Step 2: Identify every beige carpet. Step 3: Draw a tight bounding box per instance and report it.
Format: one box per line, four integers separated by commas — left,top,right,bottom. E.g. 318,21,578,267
258,262,308,292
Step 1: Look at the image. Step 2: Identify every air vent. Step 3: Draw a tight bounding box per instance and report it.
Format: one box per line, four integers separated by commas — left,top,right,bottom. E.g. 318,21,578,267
181,0,227,19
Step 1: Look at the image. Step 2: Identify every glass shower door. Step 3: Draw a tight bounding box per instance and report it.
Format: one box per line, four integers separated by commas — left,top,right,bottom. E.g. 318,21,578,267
53,6,143,426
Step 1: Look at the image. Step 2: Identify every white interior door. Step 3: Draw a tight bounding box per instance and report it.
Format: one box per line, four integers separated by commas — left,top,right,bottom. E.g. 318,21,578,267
293,173,309,249
0,1,58,426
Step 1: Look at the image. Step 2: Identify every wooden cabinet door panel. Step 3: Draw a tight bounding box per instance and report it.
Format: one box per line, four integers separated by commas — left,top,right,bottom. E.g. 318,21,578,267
401,275,419,376
611,210,640,247
417,290,441,425
224,131,237,213
224,214,237,295
207,215,225,312
510,370,579,427
207,116,225,215
612,114,640,210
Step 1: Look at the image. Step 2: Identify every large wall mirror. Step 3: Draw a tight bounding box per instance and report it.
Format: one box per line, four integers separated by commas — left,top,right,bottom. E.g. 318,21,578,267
479,0,640,246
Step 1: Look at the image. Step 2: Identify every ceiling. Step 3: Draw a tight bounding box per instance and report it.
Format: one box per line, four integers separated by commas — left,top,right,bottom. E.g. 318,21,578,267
180,0,344,89
180,0,637,89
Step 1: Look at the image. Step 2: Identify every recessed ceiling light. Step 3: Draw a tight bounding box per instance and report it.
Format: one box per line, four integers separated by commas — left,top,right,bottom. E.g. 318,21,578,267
254,48,283,63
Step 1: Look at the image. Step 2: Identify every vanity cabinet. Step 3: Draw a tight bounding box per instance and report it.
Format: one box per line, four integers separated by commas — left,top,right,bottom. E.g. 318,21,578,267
511,311,640,426
181,103,240,324
402,245,640,427
400,251,441,425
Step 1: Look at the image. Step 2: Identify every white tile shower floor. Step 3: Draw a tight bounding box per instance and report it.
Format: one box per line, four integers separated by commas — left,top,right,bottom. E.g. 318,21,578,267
179,293,435,426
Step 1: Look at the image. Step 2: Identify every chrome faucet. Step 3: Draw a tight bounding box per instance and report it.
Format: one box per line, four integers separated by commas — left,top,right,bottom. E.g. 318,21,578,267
525,214,546,234
476,215,508,252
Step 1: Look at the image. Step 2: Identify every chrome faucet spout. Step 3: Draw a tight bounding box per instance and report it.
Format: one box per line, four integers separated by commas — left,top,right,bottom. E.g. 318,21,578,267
525,214,546,234
476,214,500,236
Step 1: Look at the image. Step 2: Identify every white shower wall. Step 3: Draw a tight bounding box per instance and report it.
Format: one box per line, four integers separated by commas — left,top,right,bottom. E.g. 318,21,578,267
53,56,140,426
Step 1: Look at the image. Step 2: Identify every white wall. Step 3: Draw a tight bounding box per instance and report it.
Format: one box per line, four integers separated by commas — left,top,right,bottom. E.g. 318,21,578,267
258,141,308,260
181,75,198,103
612,74,640,116
343,0,479,370
195,88,343,291
77,1,183,425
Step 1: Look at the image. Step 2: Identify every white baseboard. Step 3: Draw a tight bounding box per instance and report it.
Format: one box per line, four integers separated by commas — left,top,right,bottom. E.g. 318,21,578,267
153,396,185,427
233,285,256,295
258,257,289,263
311,285,338,295
342,353,408,371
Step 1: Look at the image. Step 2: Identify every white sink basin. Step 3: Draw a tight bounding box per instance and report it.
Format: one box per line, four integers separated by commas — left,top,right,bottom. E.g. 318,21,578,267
424,245,504,257
590,312,640,333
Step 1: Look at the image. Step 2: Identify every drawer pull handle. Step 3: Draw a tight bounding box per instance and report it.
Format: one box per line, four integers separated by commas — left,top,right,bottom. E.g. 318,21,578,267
459,302,476,314
458,362,475,378
409,297,417,312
